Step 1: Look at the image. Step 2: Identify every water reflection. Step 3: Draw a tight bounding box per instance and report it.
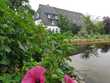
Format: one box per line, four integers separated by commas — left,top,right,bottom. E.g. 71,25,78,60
70,50,110,83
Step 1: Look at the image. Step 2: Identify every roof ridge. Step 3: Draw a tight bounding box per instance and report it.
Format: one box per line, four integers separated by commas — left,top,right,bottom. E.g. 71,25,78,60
38,4,83,15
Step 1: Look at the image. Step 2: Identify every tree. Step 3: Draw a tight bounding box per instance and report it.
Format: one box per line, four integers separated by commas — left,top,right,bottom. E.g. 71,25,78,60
79,16,104,35
8,0,35,15
58,14,80,34
9,0,28,9
103,16,110,34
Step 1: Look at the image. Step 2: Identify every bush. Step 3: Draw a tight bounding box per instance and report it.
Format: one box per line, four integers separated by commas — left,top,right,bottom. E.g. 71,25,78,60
0,0,43,72
79,16,104,35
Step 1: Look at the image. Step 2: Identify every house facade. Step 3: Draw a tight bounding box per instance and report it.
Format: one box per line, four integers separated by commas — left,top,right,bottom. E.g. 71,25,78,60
34,4,83,33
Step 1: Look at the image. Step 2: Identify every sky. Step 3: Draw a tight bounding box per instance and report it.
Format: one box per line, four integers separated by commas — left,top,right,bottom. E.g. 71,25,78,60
29,0,110,18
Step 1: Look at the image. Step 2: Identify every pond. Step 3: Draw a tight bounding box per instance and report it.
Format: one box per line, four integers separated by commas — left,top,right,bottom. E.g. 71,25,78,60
70,50,110,83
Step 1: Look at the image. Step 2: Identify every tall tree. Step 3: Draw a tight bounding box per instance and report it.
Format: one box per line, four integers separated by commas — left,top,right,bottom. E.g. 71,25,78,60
79,16,104,35
103,17,110,34
9,0,28,9
8,0,34,15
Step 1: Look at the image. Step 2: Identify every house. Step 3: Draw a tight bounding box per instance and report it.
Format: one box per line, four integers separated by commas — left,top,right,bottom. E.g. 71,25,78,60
34,4,83,33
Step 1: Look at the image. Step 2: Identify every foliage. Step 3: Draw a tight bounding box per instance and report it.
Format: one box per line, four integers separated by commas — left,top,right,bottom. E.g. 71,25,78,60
60,63,74,76
103,16,110,34
79,16,104,35
0,0,38,72
9,0,29,9
41,32,77,83
0,72,22,83
8,0,34,15
95,21,105,34
0,0,48,82
58,15,80,34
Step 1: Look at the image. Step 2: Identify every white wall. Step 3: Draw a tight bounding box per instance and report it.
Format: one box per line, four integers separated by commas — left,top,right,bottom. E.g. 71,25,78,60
35,20,60,33
35,19,42,25
46,26,60,33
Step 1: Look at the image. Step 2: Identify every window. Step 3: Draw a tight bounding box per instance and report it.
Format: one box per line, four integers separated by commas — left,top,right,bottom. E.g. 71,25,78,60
51,20,55,25
55,15,58,20
48,14,51,18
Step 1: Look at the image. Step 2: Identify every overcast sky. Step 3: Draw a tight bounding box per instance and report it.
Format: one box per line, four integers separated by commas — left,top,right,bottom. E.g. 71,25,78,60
29,0,110,18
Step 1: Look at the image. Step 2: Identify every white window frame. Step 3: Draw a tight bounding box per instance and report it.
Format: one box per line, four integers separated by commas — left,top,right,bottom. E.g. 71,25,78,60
48,14,51,18
51,20,55,25
55,15,58,20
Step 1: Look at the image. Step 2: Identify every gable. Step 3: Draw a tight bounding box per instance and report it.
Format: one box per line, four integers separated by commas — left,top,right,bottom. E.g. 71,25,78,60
35,4,84,26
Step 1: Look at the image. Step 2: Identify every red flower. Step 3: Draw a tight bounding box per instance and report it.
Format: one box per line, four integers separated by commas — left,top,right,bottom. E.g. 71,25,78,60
22,66,46,83
64,74,77,83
